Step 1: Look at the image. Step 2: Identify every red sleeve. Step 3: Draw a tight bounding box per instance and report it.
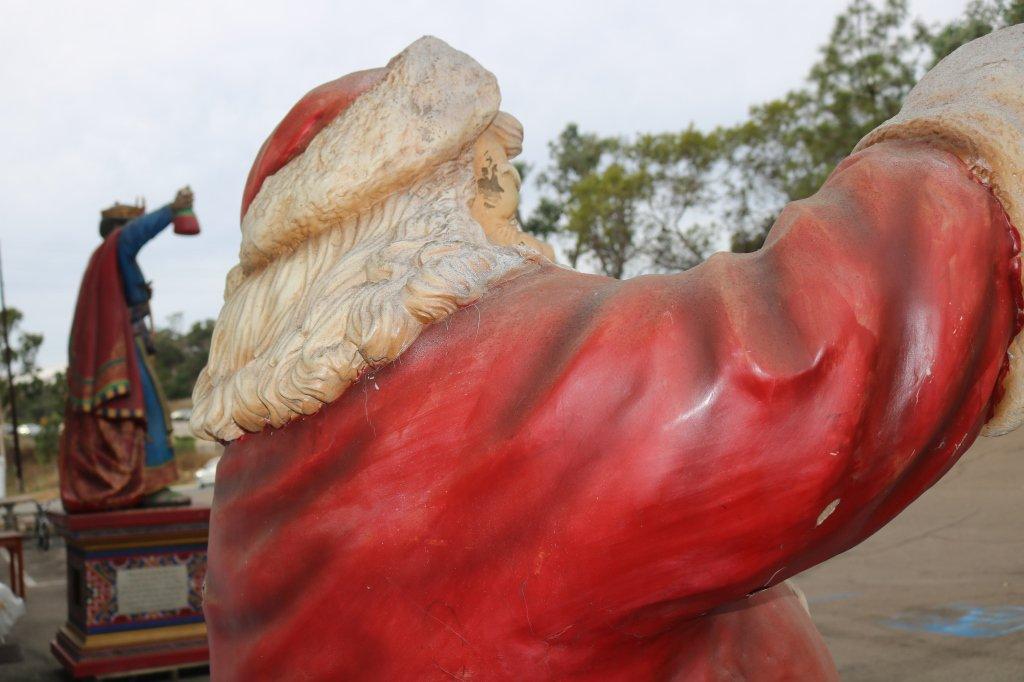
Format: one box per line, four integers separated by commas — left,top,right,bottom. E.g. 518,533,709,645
202,140,1020,677
523,139,1021,636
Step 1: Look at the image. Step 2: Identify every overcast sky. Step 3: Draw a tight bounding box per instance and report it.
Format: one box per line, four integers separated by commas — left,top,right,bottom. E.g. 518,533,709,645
1,0,971,369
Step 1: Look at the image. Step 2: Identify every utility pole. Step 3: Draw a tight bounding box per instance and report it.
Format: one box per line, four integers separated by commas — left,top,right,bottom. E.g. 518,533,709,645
0,242,24,493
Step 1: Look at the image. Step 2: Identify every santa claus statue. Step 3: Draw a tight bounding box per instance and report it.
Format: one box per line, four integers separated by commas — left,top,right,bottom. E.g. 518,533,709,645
193,31,1024,680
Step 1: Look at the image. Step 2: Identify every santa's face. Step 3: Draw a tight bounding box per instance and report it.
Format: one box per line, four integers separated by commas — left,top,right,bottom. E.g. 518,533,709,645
470,132,521,242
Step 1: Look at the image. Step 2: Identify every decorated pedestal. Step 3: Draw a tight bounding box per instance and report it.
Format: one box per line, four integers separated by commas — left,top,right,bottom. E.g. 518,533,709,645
48,505,210,679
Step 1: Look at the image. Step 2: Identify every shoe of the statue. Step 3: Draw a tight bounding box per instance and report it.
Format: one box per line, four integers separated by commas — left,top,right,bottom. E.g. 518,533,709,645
140,487,191,508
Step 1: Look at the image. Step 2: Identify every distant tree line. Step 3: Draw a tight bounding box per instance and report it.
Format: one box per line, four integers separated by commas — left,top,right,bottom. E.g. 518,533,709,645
0,308,63,426
150,313,215,402
522,0,1024,277
0,307,63,463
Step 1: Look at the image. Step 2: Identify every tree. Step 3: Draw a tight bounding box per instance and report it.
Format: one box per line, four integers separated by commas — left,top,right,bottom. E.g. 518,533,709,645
917,0,1024,66
525,0,1024,270
565,157,648,278
0,307,44,422
725,0,919,251
631,128,722,272
0,308,42,384
0,309,63,464
152,317,215,401
0,309,65,429
525,125,722,277
726,0,1024,252
525,124,615,268
17,371,66,425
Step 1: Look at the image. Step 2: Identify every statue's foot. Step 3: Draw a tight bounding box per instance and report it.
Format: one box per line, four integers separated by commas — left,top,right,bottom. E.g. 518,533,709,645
140,487,191,508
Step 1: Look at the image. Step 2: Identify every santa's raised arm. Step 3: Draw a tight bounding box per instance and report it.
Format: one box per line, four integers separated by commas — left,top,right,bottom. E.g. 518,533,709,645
194,30,1024,681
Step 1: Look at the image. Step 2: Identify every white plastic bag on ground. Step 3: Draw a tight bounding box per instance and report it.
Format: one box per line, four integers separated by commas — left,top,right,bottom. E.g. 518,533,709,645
0,582,25,640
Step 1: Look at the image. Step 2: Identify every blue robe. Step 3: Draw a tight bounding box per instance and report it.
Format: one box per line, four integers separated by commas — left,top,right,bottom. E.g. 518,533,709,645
118,206,175,472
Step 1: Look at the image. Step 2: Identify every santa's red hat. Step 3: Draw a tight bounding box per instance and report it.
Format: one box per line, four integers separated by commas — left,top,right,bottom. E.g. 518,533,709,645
241,68,385,220
238,36,501,274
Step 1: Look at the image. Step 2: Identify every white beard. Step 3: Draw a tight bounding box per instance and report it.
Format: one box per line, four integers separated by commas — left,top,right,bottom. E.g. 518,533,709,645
190,155,532,442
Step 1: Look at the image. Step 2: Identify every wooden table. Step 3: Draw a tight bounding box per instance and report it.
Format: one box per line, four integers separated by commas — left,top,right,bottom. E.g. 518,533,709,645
0,531,24,599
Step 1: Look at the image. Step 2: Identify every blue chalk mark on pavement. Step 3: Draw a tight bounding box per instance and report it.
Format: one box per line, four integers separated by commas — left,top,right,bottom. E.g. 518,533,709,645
885,605,1024,638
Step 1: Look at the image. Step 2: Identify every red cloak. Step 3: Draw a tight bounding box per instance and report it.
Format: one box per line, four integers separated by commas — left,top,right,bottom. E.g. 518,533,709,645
59,231,149,512
205,141,1021,680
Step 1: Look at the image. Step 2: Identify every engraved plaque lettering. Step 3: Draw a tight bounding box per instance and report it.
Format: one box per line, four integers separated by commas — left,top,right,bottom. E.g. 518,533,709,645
115,564,189,615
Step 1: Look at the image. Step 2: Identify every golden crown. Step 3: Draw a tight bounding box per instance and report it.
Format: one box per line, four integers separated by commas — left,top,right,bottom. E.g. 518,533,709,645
101,199,145,221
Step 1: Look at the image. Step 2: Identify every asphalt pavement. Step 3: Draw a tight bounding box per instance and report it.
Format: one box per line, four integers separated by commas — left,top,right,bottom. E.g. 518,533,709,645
799,426,1024,680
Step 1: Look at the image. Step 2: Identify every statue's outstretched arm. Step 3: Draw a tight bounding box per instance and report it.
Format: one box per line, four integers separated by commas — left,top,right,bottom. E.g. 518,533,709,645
555,138,1019,631
118,204,174,258
523,28,1024,633
197,32,1024,671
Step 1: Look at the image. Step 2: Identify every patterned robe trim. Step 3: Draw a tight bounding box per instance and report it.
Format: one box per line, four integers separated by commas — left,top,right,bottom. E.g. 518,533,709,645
65,230,146,419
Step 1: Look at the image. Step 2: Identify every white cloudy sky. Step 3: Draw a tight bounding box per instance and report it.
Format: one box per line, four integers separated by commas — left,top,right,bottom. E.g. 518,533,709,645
1,0,971,369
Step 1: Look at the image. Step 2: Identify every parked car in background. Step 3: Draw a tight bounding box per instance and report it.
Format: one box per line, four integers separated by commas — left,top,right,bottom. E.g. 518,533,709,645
170,408,193,422
18,424,41,437
3,423,42,437
195,456,220,488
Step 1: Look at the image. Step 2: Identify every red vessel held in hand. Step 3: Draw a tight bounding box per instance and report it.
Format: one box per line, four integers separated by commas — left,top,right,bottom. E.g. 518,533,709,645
172,209,200,235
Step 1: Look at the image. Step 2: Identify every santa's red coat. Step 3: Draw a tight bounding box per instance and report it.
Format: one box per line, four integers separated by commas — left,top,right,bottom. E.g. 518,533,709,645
204,140,1021,680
